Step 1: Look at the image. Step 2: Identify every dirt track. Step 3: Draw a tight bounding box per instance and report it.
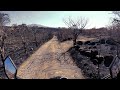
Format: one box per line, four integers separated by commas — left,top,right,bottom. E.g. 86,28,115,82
17,36,85,79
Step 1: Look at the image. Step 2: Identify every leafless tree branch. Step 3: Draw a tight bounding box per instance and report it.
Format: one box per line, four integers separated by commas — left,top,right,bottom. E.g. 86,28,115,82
63,16,88,45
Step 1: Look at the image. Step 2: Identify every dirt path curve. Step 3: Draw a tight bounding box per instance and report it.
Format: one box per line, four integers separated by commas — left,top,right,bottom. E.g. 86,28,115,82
17,35,85,79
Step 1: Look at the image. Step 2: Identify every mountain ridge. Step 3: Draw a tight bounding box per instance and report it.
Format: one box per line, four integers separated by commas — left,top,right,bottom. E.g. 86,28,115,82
27,24,48,28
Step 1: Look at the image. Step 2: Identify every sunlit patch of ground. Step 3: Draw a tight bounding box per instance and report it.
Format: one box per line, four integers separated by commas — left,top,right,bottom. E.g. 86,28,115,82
77,36,96,42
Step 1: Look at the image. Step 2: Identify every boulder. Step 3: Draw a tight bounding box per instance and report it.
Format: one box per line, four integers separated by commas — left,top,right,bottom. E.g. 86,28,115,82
76,41,83,45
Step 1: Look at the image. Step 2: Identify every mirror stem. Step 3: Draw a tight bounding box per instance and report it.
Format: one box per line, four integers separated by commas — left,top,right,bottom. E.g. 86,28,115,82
3,61,9,79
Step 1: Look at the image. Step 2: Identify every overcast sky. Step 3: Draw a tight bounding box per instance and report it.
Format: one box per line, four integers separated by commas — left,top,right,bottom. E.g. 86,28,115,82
2,11,113,29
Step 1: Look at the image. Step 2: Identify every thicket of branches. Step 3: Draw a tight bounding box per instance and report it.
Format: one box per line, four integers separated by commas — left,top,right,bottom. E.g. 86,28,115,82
3,26,54,66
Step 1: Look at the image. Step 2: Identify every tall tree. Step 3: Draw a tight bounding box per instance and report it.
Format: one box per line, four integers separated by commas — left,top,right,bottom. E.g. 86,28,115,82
63,16,88,46
17,24,28,55
32,26,38,47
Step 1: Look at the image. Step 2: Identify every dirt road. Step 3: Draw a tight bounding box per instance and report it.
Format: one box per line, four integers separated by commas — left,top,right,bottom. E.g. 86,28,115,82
17,35,85,79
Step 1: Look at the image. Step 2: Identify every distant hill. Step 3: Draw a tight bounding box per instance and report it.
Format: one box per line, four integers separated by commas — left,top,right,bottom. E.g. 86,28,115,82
27,24,49,28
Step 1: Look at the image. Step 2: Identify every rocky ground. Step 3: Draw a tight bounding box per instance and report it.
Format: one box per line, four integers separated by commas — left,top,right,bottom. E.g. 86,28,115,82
69,38,120,79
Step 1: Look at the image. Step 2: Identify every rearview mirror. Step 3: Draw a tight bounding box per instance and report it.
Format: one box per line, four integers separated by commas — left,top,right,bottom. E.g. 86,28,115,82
4,56,17,79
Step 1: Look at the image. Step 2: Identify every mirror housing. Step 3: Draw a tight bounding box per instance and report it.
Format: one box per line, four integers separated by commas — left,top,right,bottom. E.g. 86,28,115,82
4,56,17,79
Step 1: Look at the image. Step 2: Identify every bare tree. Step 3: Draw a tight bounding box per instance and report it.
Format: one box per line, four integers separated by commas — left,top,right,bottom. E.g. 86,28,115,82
63,16,88,46
0,12,10,65
107,11,120,79
111,11,120,56
112,11,120,23
17,24,28,55
111,11,120,44
32,27,38,47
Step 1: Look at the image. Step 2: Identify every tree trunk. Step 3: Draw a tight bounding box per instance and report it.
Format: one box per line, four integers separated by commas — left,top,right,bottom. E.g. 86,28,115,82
73,34,77,46
73,39,76,46
35,36,38,47
22,41,27,55
33,32,38,47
